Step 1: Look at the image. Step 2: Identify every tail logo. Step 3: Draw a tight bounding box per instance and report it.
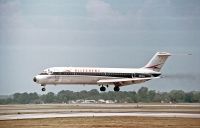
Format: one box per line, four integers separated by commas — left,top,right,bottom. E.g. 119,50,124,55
145,63,163,70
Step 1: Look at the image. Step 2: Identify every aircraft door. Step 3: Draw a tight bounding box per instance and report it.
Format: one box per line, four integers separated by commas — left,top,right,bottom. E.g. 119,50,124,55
132,73,135,78
54,69,59,83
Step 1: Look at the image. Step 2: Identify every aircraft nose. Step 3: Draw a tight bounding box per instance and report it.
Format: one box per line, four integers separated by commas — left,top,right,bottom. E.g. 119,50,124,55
33,77,37,82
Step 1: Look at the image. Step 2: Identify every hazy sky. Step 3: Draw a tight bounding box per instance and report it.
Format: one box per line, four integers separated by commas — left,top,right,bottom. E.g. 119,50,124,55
0,0,200,95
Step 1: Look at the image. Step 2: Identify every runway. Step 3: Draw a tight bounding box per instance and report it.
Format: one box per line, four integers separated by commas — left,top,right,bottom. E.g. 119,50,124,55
0,112,200,120
0,103,199,120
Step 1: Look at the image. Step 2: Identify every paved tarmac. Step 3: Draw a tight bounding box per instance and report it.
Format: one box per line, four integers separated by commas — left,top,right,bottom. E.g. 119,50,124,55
0,112,200,120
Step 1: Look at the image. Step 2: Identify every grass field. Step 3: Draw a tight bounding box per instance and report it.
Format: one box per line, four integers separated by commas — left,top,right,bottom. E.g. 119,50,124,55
0,116,200,128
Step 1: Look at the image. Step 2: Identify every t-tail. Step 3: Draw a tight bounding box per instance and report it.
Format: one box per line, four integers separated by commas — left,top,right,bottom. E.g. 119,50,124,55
144,52,171,72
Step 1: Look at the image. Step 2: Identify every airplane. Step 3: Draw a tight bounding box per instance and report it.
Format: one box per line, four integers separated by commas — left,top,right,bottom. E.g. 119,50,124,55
33,52,171,92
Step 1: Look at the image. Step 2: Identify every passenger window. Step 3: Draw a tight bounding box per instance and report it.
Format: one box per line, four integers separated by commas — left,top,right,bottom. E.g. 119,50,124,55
138,74,145,78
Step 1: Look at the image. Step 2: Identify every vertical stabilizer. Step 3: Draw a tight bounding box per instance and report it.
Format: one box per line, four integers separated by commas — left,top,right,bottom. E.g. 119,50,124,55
144,52,171,72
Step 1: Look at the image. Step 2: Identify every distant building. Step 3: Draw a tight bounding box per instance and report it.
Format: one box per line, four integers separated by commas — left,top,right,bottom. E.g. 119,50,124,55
84,100,96,104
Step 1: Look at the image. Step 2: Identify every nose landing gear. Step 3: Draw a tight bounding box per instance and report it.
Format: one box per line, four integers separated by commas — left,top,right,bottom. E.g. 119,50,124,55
41,84,46,91
42,87,46,91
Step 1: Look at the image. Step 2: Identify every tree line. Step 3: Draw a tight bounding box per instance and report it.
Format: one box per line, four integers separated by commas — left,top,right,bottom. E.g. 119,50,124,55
0,87,200,104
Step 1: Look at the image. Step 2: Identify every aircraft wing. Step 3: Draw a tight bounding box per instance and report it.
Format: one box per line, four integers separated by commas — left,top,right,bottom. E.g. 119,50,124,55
97,77,157,87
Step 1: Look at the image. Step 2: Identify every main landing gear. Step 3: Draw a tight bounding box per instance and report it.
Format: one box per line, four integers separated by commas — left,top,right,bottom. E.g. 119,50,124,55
41,84,46,91
100,86,106,91
99,85,120,92
114,86,120,92
99,85,109,92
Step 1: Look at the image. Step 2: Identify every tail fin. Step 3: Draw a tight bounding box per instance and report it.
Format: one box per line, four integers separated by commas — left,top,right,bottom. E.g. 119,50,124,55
144,52,171,72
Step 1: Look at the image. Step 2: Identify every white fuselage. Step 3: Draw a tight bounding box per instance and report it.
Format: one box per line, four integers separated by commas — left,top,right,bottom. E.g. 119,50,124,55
33,52,171,91
33,67,161,85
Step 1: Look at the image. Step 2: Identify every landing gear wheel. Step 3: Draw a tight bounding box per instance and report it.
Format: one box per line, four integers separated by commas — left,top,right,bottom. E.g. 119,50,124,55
114,86,120,92
100,86,106,91
42,87,46,91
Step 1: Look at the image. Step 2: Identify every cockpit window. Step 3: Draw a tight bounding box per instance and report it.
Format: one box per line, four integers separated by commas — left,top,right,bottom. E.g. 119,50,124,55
39,72,48,75
39,68,54,75
49,71,53,74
